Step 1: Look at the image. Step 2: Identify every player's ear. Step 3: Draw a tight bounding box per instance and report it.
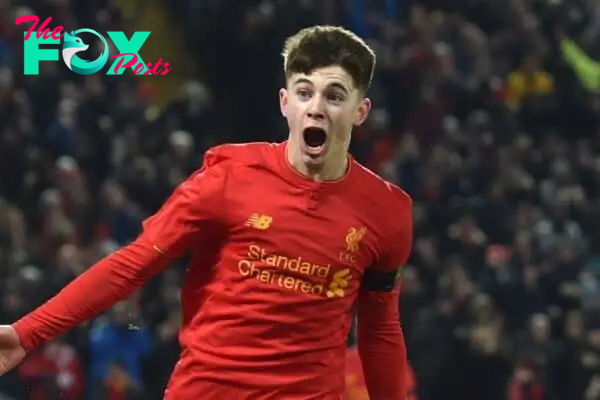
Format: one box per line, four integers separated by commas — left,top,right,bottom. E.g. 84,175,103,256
279,88,288,118
353,97,371,126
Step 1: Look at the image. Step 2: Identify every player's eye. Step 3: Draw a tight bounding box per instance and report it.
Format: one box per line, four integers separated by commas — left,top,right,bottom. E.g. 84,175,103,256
327,93,344,103
296,89,311,100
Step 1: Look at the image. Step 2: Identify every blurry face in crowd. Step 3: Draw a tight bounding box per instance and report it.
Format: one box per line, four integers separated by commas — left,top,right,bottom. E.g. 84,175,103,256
111,301,133,328
530,314,550,341
279,65,370,180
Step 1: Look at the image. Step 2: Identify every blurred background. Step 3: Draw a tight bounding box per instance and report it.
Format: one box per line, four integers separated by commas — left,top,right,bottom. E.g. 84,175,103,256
1,0,600,399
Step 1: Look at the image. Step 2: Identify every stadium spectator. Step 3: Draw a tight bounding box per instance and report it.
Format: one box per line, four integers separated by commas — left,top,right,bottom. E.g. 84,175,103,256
87,301,150,400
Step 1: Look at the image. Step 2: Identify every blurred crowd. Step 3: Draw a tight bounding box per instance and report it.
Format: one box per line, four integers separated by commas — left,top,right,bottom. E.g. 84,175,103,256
1,0,600,399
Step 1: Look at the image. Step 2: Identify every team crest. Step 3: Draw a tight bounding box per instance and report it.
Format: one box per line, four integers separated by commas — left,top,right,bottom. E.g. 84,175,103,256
345,227,366,253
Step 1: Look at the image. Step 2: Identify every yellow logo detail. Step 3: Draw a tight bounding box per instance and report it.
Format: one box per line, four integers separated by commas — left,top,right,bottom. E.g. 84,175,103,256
326,268,351,298
152,245,166,256
345,227,366,253
246,214,272,230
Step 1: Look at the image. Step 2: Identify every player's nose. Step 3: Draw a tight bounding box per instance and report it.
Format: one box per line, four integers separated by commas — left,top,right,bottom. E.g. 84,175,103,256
306,95,325,120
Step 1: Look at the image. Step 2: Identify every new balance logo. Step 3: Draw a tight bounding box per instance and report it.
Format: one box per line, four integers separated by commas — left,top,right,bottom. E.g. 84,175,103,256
326,268,351,298
246,214,272,230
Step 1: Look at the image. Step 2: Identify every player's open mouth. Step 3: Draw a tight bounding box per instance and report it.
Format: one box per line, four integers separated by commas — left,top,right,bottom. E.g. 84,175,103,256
302,127,327,156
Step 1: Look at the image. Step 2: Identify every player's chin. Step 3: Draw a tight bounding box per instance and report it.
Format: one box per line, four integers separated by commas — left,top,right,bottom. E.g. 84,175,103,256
300,151,328,167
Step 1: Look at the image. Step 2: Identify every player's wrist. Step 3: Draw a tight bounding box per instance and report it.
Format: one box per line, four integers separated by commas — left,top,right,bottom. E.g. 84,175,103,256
10,320,34,352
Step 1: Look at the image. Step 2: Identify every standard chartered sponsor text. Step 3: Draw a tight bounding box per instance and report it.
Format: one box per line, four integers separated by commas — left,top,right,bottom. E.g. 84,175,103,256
238,245,332,296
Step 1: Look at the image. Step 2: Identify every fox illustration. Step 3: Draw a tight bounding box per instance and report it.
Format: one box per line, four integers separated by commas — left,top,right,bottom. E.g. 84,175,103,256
61,30,109,75
62,32,89,71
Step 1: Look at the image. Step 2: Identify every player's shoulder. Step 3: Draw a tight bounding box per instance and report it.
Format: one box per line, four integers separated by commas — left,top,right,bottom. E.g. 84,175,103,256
202,141,278,169
350,159,412,210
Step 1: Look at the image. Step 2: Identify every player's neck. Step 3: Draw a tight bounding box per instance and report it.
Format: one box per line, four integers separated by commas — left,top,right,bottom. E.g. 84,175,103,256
286,145,348,182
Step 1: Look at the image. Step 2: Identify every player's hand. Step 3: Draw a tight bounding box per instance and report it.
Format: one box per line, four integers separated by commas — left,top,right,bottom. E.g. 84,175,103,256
0,325,26,375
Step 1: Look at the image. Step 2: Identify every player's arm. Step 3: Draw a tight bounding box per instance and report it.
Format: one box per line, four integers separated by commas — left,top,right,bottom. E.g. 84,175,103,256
357,191,412,400
11,149,229,353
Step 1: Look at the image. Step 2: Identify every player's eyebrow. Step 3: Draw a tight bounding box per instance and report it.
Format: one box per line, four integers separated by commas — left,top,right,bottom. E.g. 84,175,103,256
293,78,350,95
327,82,350,95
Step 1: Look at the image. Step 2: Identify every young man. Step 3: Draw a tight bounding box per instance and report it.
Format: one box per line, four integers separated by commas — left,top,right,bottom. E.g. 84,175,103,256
0,26,412,399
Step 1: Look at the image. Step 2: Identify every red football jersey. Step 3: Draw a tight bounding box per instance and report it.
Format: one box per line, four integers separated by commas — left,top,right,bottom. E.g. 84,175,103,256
140,142,412,399
13,141,412,400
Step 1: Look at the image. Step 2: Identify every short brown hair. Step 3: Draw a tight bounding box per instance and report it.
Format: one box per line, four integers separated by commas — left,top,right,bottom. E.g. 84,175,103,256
282,25,376,94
